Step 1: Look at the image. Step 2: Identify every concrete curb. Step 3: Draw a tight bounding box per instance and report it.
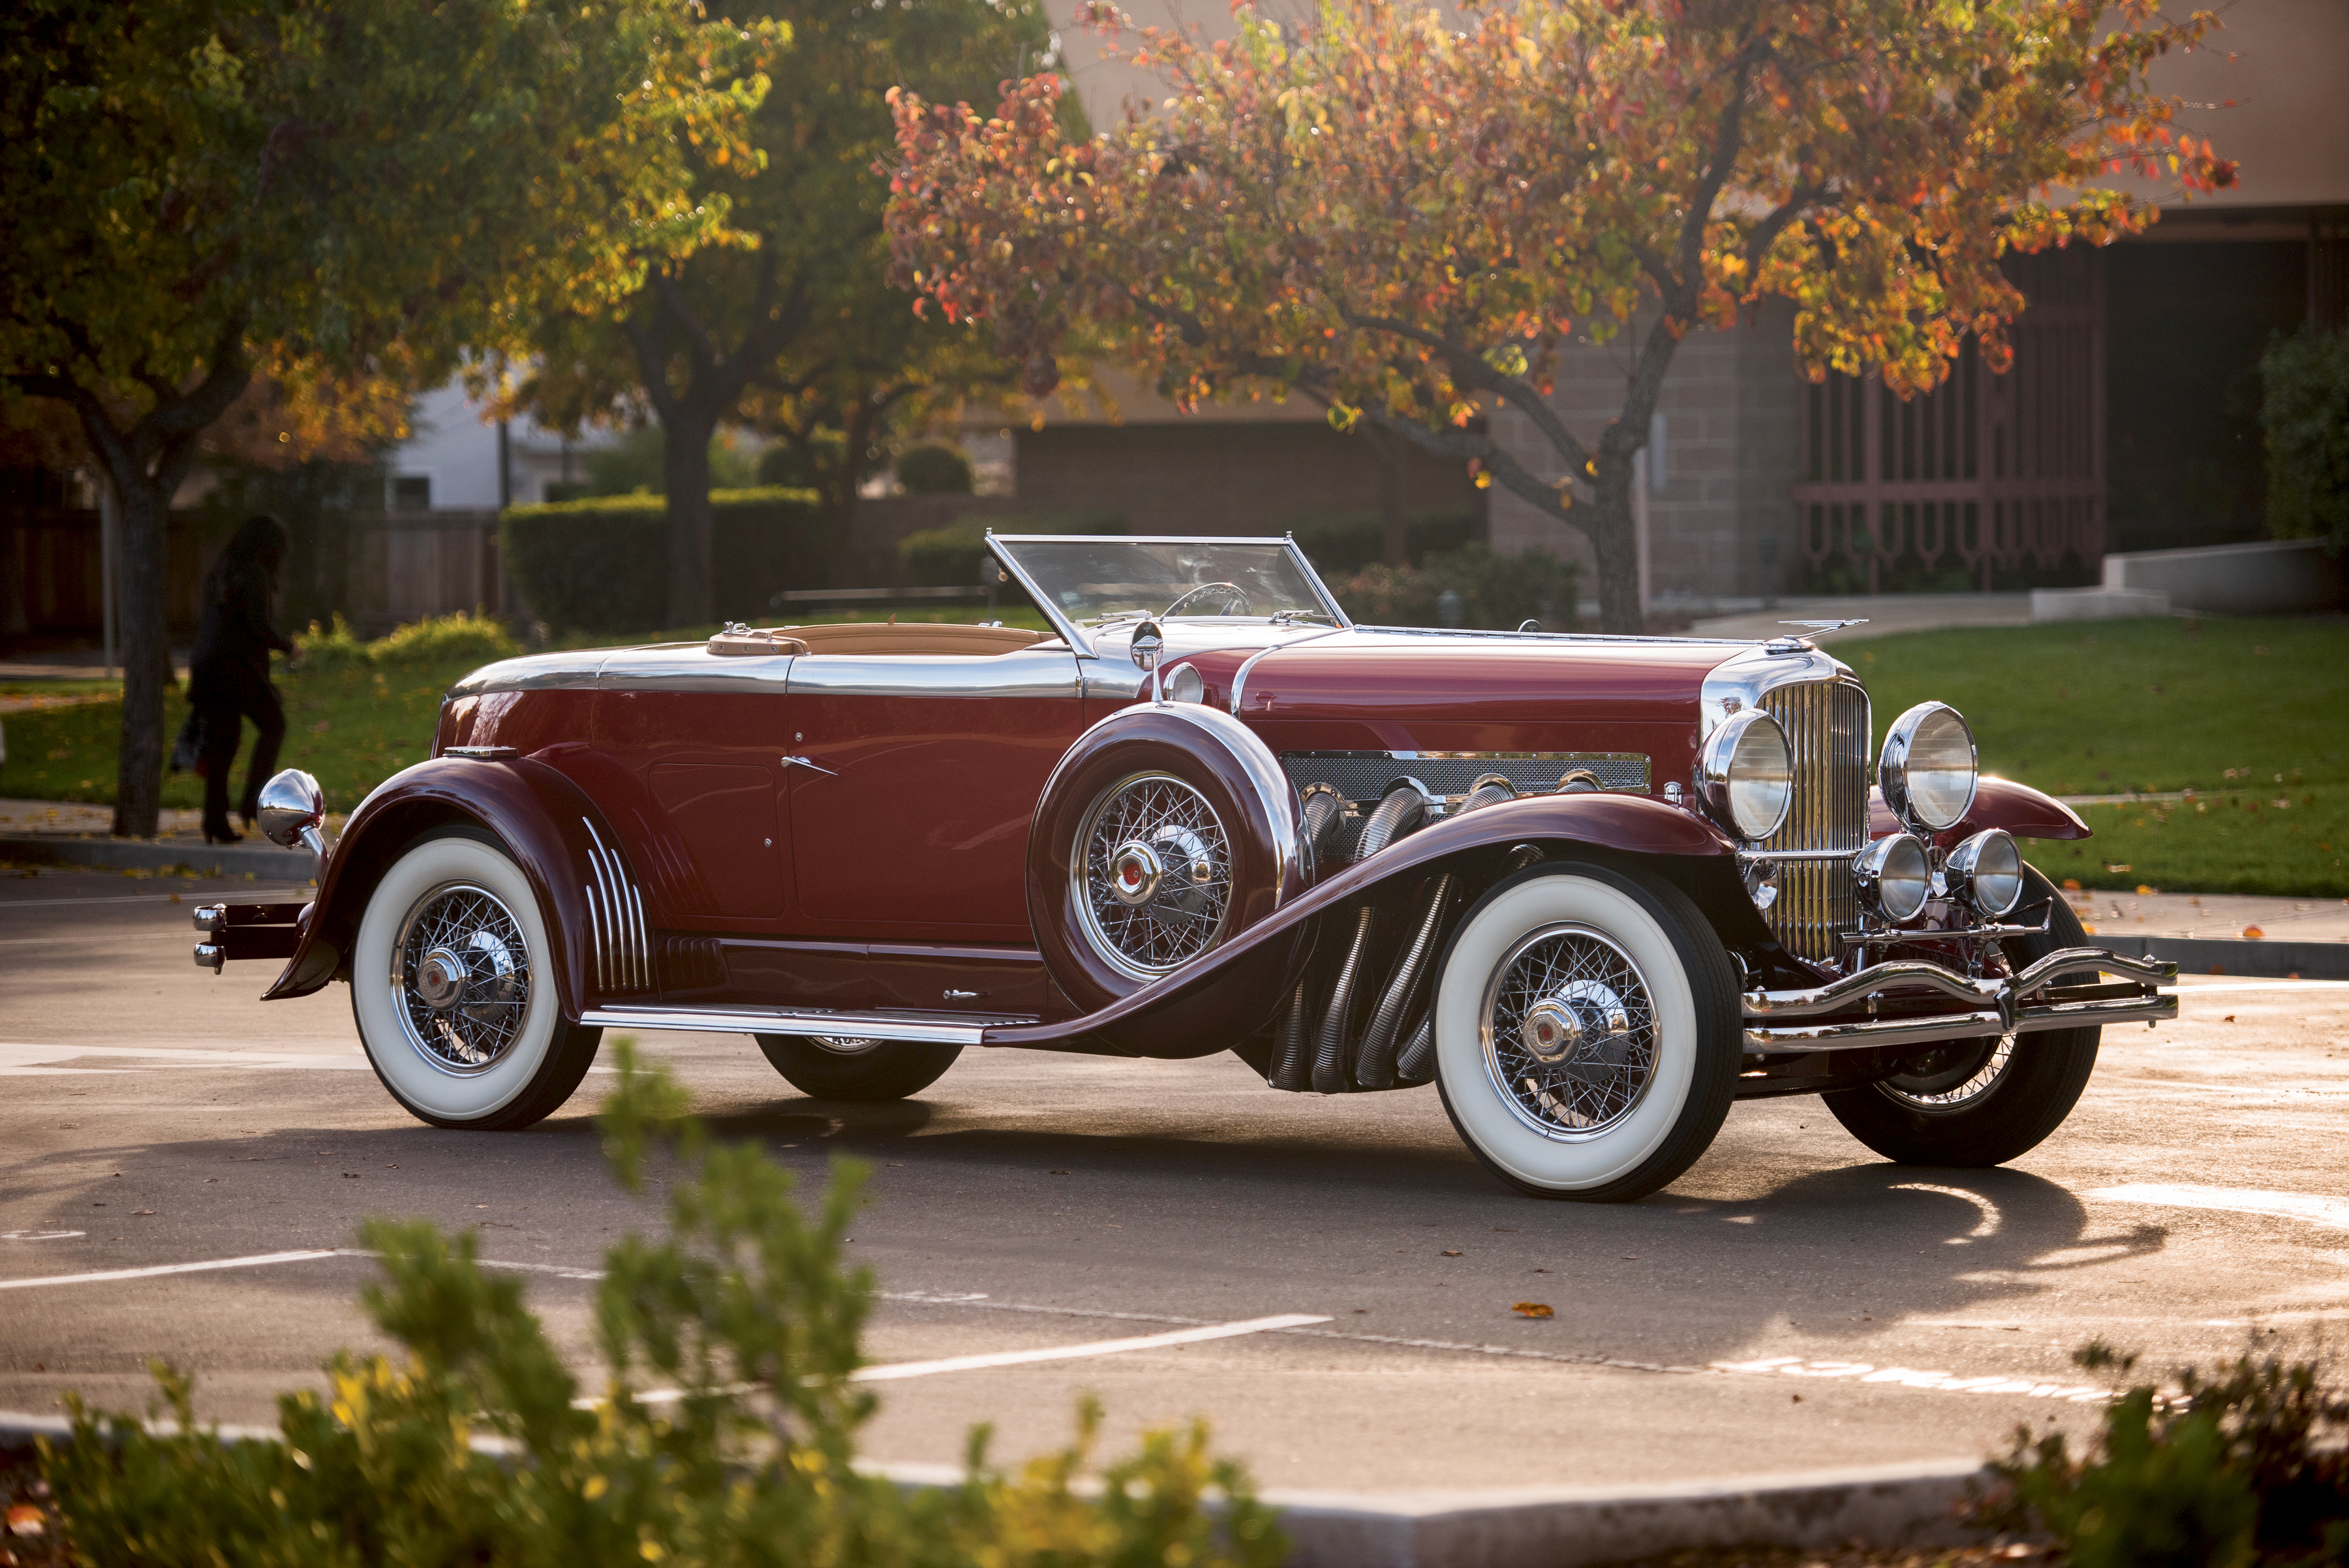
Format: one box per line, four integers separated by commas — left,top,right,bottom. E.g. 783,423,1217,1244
1,1410,1990,1567
2102,933,2349,981
0,832,311,880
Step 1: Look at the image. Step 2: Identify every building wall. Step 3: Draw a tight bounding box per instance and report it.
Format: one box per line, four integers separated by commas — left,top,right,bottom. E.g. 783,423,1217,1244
384,382,615,512
1013,420,1484,538
1488,301,1802,605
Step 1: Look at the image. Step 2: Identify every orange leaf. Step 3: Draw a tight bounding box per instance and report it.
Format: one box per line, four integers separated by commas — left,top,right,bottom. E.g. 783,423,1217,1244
1512,1301,1554,1318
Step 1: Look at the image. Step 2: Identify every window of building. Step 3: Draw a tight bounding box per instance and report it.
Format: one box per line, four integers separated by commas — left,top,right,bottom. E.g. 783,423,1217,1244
390,475,432,512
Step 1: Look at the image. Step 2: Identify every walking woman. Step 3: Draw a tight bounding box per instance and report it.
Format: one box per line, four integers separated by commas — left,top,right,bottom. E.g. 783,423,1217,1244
187,514,295,843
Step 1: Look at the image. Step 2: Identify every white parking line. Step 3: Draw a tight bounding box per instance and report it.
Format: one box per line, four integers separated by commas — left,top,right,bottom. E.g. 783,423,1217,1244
850,1314,1330,1382
0,1042,367,1074
0,1248,359,1291
2089,1183,2349,1231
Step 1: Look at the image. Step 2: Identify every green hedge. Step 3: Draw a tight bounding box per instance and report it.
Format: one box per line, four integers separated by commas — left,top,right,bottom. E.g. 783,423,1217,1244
1282,508,1483,575
897,510,1124,587
500,487,824,633
2262,324,2349,550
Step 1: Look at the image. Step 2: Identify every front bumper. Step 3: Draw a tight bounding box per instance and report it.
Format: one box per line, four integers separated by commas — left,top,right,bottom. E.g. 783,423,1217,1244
191,901,307,974
1739,947,2177,1054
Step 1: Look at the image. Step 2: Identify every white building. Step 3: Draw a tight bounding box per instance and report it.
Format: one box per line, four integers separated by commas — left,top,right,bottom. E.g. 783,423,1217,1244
381,380,615,512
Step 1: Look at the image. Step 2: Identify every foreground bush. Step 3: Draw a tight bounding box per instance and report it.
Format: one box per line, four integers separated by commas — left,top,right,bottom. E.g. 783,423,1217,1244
40,1043,1283,1568
1339,543,1578,632
1984,1342,2349,1567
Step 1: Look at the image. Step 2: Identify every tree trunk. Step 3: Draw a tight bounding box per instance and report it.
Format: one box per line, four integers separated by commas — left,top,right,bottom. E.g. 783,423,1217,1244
108,471,173,838
1583,454,1644,636
661,410,718,629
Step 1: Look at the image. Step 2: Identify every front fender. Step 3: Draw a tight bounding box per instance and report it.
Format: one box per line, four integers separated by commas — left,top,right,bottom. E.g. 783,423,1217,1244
261,758,626,1019
1867,776,2091,844
987,790,1738,1055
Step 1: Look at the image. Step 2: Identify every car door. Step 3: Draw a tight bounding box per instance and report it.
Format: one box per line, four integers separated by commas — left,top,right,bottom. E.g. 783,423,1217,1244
783,645,1084,939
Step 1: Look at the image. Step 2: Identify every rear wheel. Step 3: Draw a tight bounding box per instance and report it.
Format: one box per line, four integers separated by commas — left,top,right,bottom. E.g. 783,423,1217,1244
350,830,602,1130
754,1034,961,1102
1431,861,1740,1202
1822,865,2101,1166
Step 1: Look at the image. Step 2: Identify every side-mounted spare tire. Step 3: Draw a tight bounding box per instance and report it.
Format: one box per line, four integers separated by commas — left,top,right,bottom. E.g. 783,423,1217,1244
1028,702,1306,1013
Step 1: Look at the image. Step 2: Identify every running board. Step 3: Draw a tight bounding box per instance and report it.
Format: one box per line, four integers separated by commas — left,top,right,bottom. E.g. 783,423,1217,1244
578,1003,1039,1046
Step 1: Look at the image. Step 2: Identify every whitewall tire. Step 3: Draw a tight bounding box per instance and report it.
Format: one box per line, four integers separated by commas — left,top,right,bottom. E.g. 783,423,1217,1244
1432,861,1740,1202
350,830,602,1130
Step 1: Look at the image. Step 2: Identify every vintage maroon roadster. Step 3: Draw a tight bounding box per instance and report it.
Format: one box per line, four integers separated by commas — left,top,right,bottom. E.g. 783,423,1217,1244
194,534,2175,1201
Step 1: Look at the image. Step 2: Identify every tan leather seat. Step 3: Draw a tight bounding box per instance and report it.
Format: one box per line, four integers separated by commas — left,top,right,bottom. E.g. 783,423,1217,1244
768,622,1050,657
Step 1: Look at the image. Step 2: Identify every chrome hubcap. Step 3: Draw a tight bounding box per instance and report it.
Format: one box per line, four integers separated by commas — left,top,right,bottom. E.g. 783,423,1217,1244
1075,773,1231,979
1481,925,1657,1141
393,883,530,1075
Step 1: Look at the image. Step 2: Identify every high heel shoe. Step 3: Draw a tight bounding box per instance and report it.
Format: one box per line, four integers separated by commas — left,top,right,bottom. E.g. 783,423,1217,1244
204,827,245,845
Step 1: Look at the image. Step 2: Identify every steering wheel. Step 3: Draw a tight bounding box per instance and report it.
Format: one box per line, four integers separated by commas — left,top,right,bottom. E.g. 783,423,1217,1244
1161,581,1253,618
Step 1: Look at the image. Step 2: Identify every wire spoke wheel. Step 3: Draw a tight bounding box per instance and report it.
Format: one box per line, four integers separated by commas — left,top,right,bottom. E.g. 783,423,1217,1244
1480,923,1659,1141
392,881,532,1075
1074,771,1233,979
1880,1036,2015,1110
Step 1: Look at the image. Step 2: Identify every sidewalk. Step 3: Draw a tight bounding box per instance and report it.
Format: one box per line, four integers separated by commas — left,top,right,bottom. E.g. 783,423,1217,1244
0,799,318,880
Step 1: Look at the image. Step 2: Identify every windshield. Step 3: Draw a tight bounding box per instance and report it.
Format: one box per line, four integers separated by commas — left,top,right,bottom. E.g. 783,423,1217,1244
988,537,1341,638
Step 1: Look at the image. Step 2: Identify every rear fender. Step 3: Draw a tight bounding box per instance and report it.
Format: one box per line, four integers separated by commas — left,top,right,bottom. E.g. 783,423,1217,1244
262,758,636,1019
987,790,1738,1054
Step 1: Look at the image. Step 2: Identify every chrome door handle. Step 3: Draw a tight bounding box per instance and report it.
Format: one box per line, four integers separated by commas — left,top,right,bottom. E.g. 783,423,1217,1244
781,755,837,776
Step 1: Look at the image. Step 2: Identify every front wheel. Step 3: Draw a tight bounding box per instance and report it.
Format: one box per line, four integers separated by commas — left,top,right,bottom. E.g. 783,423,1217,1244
1431,861,1741,1202
1822,865,2100,1167
351,830,602,1130
755,1034,961,1102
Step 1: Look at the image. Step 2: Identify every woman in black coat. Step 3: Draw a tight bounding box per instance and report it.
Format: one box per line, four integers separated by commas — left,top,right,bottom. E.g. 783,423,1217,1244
187,514,296,842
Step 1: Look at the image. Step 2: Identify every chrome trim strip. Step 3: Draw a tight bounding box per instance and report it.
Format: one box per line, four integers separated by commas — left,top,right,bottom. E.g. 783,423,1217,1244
626,882,649,994
1227,625,1345,715
446,649,611,698
579,817,650,995
578,1004,1038,1045
598,646,796,694
444,745,520,760
985,533,1094,657
1282,533,1353,627
2011,992,2180,1033
781,645,1081,699
1355,624,1751,645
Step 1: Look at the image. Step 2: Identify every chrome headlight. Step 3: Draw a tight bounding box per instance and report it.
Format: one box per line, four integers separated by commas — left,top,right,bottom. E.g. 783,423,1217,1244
1854,833,1931,923
1163,663,1206,705
1697,708,1793,842
1944,828,2024,918
1879,702,1978,831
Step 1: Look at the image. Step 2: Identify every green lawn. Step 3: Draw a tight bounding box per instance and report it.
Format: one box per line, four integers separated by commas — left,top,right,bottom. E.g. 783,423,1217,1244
7,610,2343,896
1845,614,2349,897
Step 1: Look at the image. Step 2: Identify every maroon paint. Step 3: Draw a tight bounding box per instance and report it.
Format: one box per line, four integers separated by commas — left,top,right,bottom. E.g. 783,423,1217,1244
1865,778,2092,843
592,692,792,929
989,788,1735,1055
714,940,1066,1017
783,689,1085,938
260,758,615,1018
1026,705,1309,1013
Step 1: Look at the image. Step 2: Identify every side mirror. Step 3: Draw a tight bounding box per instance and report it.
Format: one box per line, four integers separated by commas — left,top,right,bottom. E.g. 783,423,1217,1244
1129,620,1163,673
256,769,329,865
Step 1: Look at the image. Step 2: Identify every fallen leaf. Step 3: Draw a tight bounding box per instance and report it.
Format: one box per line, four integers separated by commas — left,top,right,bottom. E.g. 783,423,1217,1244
2224,1015,2236,1024
1049,1169,1069,1176
2061,878,2082,891
130,1209,155,1216
2135,884,2155,897
1621,1253,1640,1260
7,1503,44,1537
1511,1302,1554,1319
310,719,330,732
2243,926,2264,940
1440,1249,1462,1257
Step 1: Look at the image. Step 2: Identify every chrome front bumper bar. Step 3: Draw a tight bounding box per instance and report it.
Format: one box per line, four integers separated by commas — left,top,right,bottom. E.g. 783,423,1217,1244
1740,947,2178,1054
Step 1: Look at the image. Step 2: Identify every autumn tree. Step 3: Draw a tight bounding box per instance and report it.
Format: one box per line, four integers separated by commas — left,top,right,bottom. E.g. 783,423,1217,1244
1,0,773,835
505,0,1081,626
884,0,2234,632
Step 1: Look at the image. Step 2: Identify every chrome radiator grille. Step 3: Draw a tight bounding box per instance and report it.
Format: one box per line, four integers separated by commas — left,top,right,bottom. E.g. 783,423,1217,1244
1757,679,1871,961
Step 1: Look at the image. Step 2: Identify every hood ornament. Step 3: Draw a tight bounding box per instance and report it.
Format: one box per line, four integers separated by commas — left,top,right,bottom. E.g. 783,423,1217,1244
1765,618,1868,653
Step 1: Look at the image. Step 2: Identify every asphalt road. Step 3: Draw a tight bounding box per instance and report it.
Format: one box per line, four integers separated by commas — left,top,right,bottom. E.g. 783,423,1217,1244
3,865,2345,1496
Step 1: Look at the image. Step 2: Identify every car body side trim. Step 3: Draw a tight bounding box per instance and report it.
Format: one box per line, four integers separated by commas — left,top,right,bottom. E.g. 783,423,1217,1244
579,1003,1037,1045
1227,625,1345,715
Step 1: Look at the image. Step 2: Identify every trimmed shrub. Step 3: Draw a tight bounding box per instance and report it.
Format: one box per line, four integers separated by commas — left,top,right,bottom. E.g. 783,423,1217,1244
2262,324,2349,550
368,609,517,667
1338,542,1578,631
898,510,1123,588
897,443,975,495
1284,508,1483,575
501,487,825,633
40,1043,1285,1568
292,612,372,672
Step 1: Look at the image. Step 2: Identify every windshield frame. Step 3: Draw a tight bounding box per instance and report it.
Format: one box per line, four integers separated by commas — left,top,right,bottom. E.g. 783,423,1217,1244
984,533,1352,656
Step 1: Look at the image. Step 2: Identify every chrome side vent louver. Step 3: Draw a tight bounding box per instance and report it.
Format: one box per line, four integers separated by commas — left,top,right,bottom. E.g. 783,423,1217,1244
1756,678,1871,962
581,817,651,994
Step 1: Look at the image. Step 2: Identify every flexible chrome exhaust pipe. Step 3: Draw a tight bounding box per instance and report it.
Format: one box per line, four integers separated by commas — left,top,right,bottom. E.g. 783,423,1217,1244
1355,870,1452,1089
1311,784,1429,1093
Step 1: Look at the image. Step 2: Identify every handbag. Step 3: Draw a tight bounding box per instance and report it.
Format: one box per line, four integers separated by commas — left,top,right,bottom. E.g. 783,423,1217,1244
170,708,209,776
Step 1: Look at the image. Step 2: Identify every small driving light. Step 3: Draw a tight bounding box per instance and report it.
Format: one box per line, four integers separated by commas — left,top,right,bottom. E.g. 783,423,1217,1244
1697,708,1794,842
1854,833,1931,924
1879,702,1978,831
1163,663,1206,705
1944,827,2025,918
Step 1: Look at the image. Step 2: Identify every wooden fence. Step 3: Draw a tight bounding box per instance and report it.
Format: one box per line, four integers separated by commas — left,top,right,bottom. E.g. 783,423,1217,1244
1,508,514,642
